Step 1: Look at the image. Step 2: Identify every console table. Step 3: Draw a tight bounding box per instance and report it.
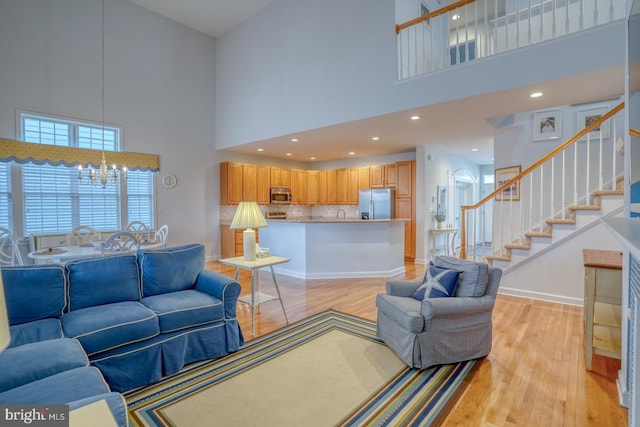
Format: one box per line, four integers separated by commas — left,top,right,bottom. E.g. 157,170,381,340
429,228,458,259
582,249,622,370
219,255,290,337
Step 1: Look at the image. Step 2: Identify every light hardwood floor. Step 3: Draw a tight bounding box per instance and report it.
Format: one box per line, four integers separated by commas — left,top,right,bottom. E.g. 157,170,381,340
206,260,627,426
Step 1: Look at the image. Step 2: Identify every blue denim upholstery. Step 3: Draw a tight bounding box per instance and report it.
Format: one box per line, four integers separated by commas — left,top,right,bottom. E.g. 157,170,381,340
65,254,141,310
141,289,224,333
8,318,63,348
138,243,205,297
62,301,160,356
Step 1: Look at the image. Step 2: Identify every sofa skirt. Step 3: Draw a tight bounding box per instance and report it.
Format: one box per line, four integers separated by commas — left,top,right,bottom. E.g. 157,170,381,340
90,320,239,392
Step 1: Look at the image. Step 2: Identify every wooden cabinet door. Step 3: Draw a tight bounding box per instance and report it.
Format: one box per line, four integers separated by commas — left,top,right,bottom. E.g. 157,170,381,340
385,164,397,188
270,167,292,188
336,169,348,204
370,165,384,188
326,169,338,204
242,164,258,202
358,167,370,190
317,170,327,205
220,162,243,205
395,161,413,198
291,169,307,205
307,170,319,205
396,197,414,260
347,168,359,205
257,166,270,205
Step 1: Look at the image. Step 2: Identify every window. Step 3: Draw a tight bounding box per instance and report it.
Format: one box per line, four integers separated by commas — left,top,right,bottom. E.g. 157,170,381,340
14,111,154,235
0,162,11,229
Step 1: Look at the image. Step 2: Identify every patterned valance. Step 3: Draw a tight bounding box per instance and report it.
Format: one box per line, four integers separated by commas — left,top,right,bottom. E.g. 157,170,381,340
0,139,160,172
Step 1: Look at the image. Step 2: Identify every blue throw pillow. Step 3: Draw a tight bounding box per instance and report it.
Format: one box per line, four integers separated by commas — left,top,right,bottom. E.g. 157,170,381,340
412,265,460,300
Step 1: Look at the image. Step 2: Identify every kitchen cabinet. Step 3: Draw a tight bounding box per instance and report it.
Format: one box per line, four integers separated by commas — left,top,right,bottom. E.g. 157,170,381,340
220,162,243,205
221,224,259,258
317,170,327,205
395,161,412,198
326,169,338,204
370,164,396,188
270,167,291,188
291,169,307,205
582,249,622,370
396,197,414,260
347,168,359,205
257,166,270,205
395,160,415,261
307,170,320,205
358,167,370,190
336,169,348,204
242,164,258,202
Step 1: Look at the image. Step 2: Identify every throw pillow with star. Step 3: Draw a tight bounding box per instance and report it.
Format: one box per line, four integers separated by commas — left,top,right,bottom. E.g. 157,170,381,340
412,264,460,300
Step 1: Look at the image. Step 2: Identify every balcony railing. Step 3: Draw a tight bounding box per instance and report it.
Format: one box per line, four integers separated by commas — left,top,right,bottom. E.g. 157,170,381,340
396,0,625,80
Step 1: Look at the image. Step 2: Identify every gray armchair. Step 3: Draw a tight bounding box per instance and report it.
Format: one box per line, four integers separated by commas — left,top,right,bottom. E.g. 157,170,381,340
376,256,502,369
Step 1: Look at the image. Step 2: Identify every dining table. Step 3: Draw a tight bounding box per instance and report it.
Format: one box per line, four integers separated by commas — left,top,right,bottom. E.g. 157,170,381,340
28,240,163,263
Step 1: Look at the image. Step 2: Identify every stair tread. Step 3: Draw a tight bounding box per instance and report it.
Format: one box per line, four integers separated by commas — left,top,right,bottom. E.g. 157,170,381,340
486,254,511,262
593,189,624,196
504,243,530,250
546,218,576,225
568,204,601,211
525,230,552,238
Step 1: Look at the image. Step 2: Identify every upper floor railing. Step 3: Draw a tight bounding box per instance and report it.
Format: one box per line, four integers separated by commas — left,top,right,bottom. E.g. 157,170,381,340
396,0,625,80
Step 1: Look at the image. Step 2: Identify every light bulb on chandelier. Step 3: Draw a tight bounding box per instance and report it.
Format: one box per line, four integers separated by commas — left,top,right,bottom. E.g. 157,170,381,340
77,152,127,189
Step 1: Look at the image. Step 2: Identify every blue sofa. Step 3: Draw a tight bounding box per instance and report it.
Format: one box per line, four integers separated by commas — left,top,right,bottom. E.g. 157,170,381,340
0,243,244,425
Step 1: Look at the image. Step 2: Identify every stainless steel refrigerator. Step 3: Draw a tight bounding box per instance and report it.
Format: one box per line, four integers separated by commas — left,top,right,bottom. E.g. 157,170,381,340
359,188,395,220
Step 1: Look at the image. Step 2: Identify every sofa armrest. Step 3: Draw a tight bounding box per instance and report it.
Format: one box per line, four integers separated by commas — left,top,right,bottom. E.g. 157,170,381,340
420,295,495,320
386,280,421,297
195,270,242,319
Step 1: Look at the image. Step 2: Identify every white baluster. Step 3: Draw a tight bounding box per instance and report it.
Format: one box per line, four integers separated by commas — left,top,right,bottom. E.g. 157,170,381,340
551,157,555,219
574,139,578,205
539,166,544,230
612,114,617,190
562,150,566,219
586,132,591,204
599,125,604,190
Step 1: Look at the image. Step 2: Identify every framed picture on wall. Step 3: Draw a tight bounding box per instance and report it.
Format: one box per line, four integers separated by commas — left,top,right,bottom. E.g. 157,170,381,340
577,105,610,140
495,165,521,201
533,109,562,141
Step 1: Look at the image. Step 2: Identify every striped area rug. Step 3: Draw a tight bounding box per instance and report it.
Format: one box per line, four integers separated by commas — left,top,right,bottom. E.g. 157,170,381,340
125,310,477,426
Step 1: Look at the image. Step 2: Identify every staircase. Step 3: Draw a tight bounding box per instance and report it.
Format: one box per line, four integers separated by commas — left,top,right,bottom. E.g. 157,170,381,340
460,102,626,272
486,177,624,269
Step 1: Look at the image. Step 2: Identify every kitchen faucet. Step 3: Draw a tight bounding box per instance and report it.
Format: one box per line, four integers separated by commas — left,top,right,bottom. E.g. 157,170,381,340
336,208,346,220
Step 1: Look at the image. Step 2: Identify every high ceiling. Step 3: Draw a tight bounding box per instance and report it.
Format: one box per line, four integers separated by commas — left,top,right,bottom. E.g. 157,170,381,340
127,0,625,166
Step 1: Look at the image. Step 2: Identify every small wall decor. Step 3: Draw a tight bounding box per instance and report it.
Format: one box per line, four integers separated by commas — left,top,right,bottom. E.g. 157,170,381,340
495,165,521,201
161,173,177,189
578,105,610,140
533,109,562,141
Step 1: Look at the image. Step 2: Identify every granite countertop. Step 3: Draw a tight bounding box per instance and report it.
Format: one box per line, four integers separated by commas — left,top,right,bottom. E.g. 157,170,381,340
266,217,408,223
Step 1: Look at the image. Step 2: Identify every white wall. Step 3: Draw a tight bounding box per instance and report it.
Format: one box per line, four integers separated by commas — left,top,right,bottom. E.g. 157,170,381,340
215,0,626,149
0,0,220,257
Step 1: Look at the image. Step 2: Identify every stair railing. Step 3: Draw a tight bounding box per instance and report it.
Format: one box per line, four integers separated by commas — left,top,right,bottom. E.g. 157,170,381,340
395,0,625,80
460,101,625,261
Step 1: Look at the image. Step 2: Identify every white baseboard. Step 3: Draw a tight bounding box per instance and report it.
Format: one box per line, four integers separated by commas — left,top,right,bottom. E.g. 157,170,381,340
498,286,583,306
271,266,406,280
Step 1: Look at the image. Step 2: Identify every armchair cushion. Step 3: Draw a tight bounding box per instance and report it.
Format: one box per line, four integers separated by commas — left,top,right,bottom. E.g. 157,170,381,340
412,265,459,300
433,256,489,297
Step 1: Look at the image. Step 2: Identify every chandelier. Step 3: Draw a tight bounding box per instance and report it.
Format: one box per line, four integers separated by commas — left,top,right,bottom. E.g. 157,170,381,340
77,152,127,189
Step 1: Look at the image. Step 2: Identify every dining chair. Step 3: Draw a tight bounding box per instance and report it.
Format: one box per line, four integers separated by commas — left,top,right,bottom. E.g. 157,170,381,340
126,221,151,241
0,227,24,266
102,231,140,253
154,224,169,248
67,226,101,246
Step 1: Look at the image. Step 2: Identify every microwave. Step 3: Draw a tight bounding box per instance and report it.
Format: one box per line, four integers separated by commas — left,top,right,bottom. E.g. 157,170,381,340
270,187,292,204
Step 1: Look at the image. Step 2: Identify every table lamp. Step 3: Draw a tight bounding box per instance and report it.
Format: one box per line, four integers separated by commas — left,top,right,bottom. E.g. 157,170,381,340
230,201,268,261
0,273,10,352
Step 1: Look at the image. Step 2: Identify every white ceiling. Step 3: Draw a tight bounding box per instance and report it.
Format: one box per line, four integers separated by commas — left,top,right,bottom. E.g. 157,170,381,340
127,0,625,166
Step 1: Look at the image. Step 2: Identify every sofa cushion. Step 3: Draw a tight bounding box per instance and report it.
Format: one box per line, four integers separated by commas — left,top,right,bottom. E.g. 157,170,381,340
0,366,110,405
65,254,141,311
412,265,459,300
141,289,224,333
8,318,64,348
433,256,489,297
138,243,205,297
61,301,159,356
2,265,66,325
0,338,88,393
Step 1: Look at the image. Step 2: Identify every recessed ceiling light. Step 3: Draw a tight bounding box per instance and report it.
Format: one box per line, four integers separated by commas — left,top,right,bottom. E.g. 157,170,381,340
471,148,478,152
310,157,316,160
451,14,460,20
286,153,292,156
410,115,420,120
372,137,380,141
530,92,543,98
291,138,299,142
349,152,355,155
257,148,264,152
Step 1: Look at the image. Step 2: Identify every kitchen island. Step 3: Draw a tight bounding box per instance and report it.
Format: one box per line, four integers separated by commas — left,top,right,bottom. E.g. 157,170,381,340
258,218,406,279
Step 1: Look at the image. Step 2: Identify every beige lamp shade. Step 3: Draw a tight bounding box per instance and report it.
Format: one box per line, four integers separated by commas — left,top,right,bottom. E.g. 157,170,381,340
229,201,267,261
229,201,268,229
0,273,10,352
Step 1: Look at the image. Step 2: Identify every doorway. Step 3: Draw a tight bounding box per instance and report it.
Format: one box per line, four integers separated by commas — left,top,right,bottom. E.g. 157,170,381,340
450,170,478,255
